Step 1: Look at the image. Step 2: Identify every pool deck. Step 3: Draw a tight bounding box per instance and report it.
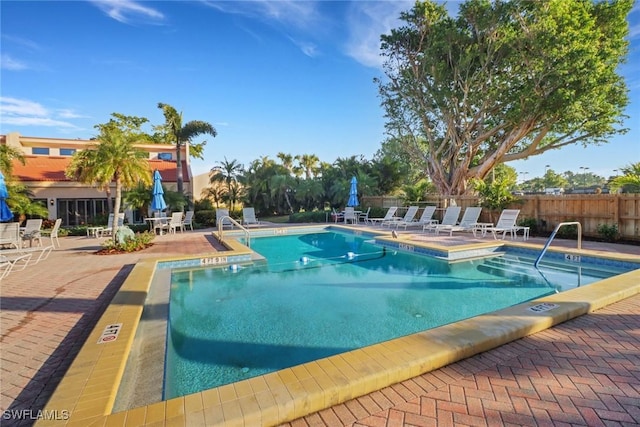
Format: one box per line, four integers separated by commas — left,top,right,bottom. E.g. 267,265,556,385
1,225,639,426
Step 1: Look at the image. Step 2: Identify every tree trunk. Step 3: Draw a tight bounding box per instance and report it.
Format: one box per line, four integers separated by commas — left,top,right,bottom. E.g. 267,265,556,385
176,143,183,194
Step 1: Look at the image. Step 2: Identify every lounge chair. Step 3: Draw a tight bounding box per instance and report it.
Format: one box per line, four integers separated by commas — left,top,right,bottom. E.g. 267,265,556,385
423,206,461,233
97,213,125,238
242,207,261,226
20,219,43,247
216,208,233,229
434,207,482,236
483,209,521,239
168,212,185,233
0,244,54,266
388,206,420,229
368,206,398,226
398,206,438,229
182,210,194,231
0,222,21,249
1,252,33,280
40,218,62,248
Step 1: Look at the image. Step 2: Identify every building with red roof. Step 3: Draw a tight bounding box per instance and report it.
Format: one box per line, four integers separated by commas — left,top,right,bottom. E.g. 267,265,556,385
1,132,193,226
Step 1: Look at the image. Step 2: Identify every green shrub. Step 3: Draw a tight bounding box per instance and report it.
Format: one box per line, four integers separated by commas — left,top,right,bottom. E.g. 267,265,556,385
289,211,327,223
555,223,578,239
99,231,155,253
596,223,620,242
195,210,216,227
517,217,538,236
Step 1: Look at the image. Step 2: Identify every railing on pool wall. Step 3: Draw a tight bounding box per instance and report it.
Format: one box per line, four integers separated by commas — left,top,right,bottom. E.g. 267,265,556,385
535,221,582,268
217,216,250,248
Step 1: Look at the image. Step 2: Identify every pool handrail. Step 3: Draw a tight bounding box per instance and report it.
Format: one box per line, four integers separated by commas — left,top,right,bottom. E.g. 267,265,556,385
217,215,250,248
534,221,582,268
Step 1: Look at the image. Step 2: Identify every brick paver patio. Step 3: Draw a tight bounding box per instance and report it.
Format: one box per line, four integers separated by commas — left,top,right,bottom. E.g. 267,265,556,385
1,229,638,426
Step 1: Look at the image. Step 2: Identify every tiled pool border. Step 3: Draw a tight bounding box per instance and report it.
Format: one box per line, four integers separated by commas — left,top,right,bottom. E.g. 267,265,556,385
37,226,640,426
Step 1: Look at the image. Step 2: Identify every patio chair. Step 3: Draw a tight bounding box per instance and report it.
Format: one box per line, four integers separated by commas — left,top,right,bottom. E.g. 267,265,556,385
423,206,461,233
242,207,261,226
182,210,194,231
358,207,371,224
168,212,184,234
331,208,344,223
483,209,521,240
40,218,62,248
434,207,482,236
343,207,358,224
368,207,398,226
391,206,422,229
20,219,43,247
0,222,21,249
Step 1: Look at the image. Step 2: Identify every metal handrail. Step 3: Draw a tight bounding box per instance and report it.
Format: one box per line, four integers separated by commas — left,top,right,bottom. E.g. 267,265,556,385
534,221,582,268
217,216,250,248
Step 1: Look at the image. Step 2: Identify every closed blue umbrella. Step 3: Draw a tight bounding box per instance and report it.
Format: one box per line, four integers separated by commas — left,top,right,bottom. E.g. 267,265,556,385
0,171,13,222
347,176,359,207
151,170,167,213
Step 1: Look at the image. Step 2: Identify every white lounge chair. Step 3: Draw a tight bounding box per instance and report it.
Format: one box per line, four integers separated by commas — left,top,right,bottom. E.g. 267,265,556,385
217,208,233,228
369,207,398,226
242,207,261,226
182,210,194,231
434,207,482,236
1,252,33,280
483,209,521,239
0,222,21,249
20,219,43,247
389,206,420,229
410,206,438,228
40,218,62,248
97,213,125,238
424,206,461,233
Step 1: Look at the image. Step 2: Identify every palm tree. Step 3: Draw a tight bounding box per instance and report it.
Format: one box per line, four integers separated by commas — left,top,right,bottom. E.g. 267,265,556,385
0,144,25,176
610,163,640,193
67,127,151,238
297,154,320,179
66,148,115,213
210,157,244,209
157,103,217,194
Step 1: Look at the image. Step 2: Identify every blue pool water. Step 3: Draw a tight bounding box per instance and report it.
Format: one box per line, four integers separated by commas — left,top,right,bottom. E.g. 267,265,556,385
164,231,633,399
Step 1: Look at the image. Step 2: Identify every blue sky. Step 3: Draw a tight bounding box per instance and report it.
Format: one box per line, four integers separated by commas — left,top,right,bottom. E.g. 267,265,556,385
1,0,638,180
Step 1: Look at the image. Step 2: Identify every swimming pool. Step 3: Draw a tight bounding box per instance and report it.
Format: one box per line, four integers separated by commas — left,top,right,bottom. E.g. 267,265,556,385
164,231,633,399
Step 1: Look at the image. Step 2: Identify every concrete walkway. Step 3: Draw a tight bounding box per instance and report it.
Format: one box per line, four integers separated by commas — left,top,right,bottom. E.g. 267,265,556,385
1,228,638,426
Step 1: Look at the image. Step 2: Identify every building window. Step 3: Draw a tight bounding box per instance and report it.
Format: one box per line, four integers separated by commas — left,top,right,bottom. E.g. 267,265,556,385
57,199,109,226
32,147,50,155
158,152,173,160
60,148,76,156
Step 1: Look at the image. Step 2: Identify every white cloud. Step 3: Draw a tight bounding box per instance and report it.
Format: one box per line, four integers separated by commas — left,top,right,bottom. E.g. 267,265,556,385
1,35,40,51
202,0,321,30
0,97,82,130
0,97,48,117
343,1,412,69
89,0,165,24
1,54,29,71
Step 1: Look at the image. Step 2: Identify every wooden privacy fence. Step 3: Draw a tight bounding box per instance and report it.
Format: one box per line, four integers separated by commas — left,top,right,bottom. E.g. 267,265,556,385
361,194,640,241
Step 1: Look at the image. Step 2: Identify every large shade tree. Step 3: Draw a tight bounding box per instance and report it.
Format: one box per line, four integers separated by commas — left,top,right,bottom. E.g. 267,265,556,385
377,0,631,196
156,103,217,194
